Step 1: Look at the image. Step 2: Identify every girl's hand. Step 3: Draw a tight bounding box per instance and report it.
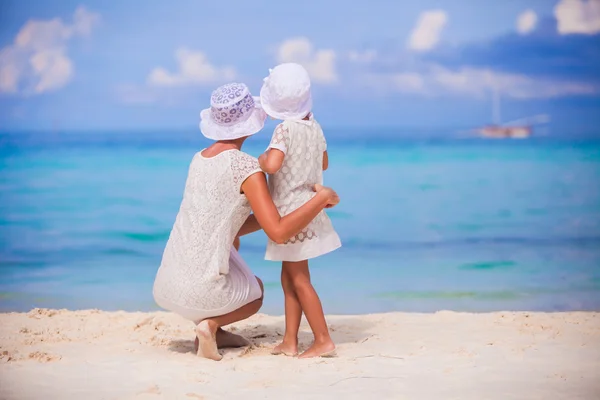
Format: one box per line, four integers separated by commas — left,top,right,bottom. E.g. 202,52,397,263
314,184,339,208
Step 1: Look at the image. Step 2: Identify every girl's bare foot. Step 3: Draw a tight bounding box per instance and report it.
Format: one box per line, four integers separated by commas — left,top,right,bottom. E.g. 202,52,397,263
271,340,298,356
298,339,336,359
195,320,222,361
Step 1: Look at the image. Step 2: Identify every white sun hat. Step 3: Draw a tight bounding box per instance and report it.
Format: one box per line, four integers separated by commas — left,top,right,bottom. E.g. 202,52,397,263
259,63,313,121
199,82,267,140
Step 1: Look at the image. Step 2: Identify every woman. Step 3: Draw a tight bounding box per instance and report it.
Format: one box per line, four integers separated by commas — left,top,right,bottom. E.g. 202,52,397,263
152,83,339,361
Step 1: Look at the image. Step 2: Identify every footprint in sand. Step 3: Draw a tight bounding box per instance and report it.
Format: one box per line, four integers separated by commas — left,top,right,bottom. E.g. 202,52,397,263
1,350,14,362
134,385,161,398
28,351,62,362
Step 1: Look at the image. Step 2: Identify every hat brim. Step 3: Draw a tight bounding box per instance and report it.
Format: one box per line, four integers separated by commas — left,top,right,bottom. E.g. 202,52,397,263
259,85,313,121
200,100,267,141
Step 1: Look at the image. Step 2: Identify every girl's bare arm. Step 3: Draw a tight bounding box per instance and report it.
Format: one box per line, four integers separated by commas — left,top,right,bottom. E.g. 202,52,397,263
258,149,285,174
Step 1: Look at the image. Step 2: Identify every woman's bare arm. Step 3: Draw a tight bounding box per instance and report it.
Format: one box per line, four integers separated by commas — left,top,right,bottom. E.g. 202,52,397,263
323,151,329,171
241,173,337,244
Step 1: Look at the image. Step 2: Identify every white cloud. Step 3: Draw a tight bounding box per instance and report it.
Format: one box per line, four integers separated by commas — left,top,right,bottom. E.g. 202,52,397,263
517,10,538,34
370,65,598,99
407,10,448,52
348,49,377,64
555,0,600,35
392,73,425,94
30,49,73,93
0,6,100,95
71,6,101,36
147,48,235,87
0,48,20,93
118,47,234,105
276,37,337,84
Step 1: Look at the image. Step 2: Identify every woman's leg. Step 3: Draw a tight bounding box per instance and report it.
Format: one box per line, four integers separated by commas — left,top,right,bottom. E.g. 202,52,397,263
272,262,302,355
285,260,335,358
196,277,264,361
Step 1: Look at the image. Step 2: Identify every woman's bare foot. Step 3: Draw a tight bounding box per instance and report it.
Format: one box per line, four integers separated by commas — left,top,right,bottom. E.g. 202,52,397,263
298,339,336,359
271,339,298,356
195,320,222,361
216,328,250,348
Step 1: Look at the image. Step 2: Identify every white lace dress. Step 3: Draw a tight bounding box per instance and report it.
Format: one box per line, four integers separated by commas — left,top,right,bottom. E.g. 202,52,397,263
152,150,263,323
265,116,342,261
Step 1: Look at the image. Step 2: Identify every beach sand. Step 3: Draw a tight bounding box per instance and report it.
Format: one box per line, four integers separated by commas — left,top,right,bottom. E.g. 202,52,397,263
0,309,599,399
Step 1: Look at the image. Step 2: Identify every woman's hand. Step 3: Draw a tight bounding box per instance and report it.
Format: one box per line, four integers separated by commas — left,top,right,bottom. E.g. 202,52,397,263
314,184,339,208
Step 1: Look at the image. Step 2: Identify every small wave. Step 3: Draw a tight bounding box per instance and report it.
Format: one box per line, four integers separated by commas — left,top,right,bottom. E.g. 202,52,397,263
340,235,600,251
525,208,548,216
0,259,47,269
373,290,522,300
116,231,170,243
103,247,149,257
0,291,31,300
418,183,440,191
458,260,516,270
222,235,600,255
372,285,600,301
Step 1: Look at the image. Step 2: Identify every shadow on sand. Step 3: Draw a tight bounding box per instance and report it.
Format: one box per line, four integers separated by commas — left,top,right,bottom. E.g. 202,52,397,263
167,317,373,356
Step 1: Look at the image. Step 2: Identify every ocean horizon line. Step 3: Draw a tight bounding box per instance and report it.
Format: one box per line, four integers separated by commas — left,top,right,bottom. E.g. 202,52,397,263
2,129,600,150
1,126,599,138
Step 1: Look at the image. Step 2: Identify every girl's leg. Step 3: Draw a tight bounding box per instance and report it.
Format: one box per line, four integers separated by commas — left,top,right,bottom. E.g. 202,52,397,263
286,260,335,358
196,277,264,361
272,262,302,355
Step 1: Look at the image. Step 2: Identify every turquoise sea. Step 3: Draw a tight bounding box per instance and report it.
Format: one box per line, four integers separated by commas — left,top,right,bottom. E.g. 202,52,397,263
1,129,599,314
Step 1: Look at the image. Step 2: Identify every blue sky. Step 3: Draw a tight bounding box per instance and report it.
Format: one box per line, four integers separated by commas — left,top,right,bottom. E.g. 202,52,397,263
0,0,599,134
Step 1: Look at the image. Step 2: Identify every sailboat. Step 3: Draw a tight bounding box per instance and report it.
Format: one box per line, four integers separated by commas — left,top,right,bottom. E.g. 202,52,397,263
476,87,548,139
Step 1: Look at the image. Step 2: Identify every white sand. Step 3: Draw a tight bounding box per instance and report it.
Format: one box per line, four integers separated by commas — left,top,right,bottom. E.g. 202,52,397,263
1,309,599,399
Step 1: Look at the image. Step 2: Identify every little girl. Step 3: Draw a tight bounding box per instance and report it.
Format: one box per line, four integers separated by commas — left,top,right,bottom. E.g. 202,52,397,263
258,63,342,358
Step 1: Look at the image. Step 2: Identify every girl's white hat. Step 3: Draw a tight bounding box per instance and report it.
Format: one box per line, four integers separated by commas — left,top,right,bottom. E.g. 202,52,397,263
200,82,267,140
259,63,312,121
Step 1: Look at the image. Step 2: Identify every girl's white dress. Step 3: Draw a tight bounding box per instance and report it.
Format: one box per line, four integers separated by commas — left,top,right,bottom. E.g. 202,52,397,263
265,115,342,262
153,150,263,323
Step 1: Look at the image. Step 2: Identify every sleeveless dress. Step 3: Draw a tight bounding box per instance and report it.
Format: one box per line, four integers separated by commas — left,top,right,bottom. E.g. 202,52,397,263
152,150,263,323
265,115,342,261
